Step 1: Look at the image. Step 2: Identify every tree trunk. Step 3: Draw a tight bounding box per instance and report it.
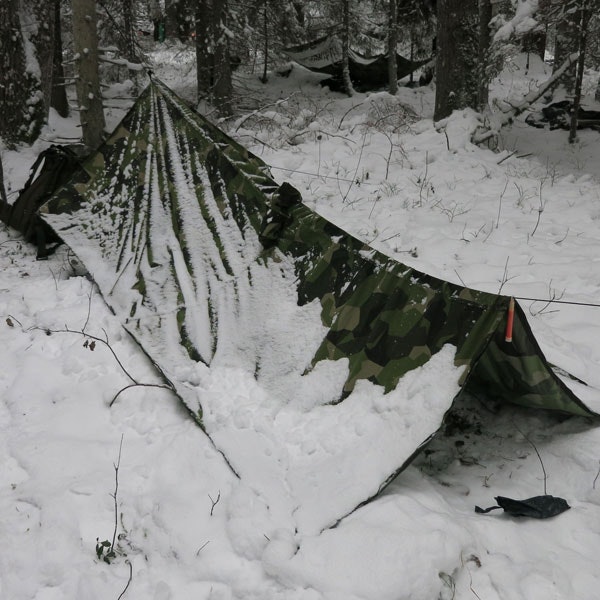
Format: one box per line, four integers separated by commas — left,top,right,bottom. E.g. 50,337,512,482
51,0,69,117
478,0,492,110
0,150,9,225
0,152,8,207
261,0,269,84
341,0,354,97
165,0,178,39
195,0,212,97
434,0,479,121
408,28,414,86
568,3,591,143
388,0,398,95
212,0,233,115
0,0,54,145
72,0,106,150
31,0,55,124
122,0,138,62
553,3,579,94
166,0,190,41
0,0,29,144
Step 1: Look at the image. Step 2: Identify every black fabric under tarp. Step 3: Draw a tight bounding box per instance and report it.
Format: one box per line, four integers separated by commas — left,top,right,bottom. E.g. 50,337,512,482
282,35,430,91
525,100,600,131
0,145,81,257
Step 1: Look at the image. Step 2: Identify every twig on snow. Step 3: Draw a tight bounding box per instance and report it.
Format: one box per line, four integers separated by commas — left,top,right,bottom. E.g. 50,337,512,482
117,560,133,600
109,382,176,407
593,460,600,490
209,491,221,516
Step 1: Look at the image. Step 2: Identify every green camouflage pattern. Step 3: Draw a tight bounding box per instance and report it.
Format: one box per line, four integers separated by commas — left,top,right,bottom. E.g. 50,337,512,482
41,79,595,422
265,197,594,416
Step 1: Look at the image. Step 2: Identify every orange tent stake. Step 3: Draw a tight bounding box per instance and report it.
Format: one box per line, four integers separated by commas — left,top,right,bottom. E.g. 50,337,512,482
505,297,515,342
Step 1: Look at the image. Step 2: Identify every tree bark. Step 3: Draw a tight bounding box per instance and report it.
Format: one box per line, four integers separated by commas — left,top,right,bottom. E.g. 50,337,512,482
0,152,8,207
0,0,29,144
478,0,492,110
434,0,479,121
51,0,69,118
341,0,354,97
31,0,55,124
195,0,213,98
72,0,106,150
195,0,212,96
568,3,591,143
122,0,138,62
212,0,233,115
388,0,398,95
261,0,269,84
0,0,54,145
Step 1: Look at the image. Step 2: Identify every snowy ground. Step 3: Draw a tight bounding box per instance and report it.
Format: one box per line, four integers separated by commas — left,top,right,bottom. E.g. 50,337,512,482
2,47,600,599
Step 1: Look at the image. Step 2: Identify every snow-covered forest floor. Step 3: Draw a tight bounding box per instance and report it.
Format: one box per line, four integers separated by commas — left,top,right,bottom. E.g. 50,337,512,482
2,43,600,599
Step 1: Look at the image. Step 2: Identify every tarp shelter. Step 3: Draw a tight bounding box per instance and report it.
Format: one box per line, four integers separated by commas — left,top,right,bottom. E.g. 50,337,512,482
282,35,430,91
38,79,596,534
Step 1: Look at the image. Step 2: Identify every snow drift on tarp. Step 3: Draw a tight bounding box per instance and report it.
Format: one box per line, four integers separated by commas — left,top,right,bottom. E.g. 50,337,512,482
41,79,596,534
282,35,430,91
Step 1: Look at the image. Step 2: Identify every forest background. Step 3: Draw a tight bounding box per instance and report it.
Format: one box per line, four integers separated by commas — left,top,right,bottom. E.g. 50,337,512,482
1,0,600,155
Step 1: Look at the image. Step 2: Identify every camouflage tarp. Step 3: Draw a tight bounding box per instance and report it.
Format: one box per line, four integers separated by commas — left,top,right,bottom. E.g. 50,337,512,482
41,79,596,533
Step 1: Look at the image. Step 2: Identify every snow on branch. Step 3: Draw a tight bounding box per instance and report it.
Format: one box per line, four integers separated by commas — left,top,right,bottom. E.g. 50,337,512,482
473,51,580,144
493,0,540,43
99,54,144,71
508,52,580,116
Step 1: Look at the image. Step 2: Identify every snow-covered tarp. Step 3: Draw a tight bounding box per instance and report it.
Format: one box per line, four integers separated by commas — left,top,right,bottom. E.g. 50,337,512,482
41,79,596,534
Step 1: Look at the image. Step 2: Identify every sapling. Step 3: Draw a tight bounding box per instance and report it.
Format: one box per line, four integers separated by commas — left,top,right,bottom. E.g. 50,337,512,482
513,424,548,495
209,491,221,516
529,181,546,239
496,178,509,229
96,434,124,564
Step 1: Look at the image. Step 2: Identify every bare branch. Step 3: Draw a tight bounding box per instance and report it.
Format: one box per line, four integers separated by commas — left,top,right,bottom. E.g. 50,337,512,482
109,383,177,408
29,326,138,385
209,491,221,516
